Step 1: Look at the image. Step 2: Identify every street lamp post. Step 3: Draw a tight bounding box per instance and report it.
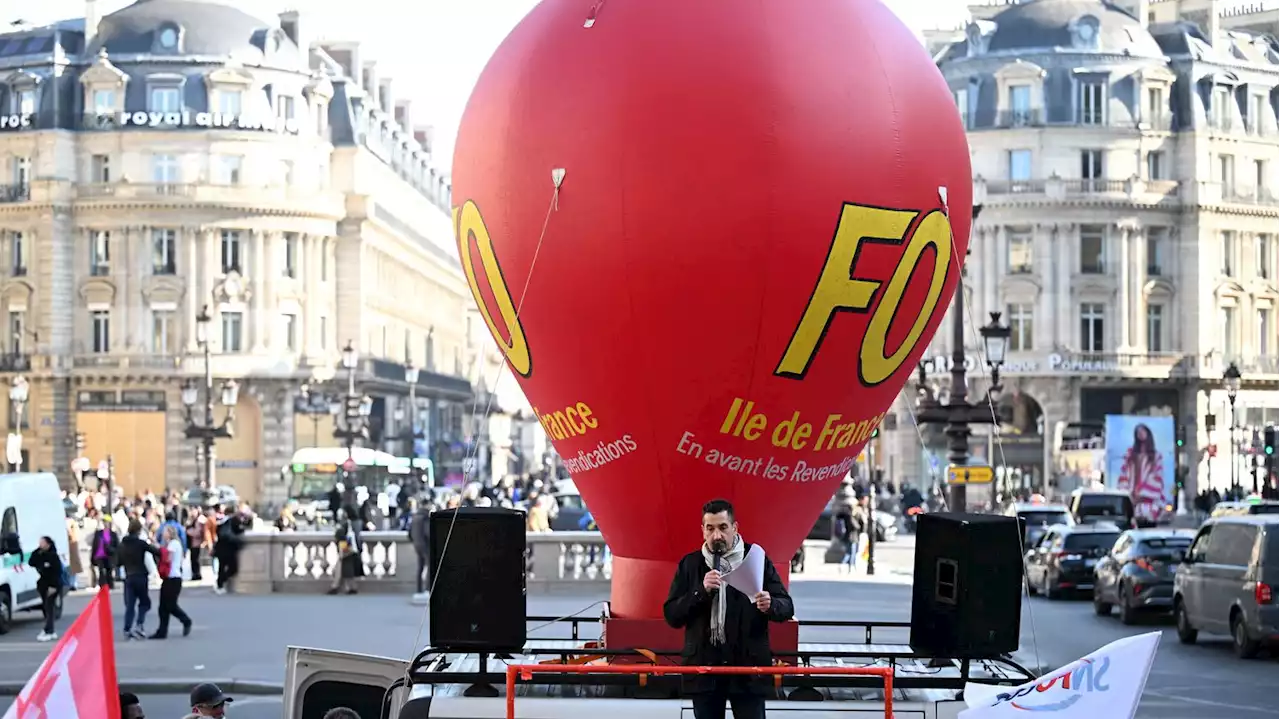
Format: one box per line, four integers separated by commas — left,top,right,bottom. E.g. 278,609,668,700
183,306,239,489
1224,361,1241,492
8,375,28,471
405,359,421,457
914,309,1011,512
299,382,336,448
333,341,373,463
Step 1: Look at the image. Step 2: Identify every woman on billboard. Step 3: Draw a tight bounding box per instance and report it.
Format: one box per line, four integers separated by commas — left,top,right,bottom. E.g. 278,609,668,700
1117,423,1166,524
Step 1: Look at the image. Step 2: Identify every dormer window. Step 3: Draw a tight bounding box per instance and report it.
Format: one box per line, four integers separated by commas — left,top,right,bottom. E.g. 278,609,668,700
1072,16,1101,49
14,87,35,116
966,25,984,57
154,23,183,53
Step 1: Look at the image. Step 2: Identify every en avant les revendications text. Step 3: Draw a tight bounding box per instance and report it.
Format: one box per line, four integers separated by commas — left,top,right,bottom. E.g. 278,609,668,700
675,397,885,483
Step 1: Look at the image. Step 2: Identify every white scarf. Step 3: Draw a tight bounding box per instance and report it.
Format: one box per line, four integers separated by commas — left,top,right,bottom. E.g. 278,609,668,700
701,535,746,645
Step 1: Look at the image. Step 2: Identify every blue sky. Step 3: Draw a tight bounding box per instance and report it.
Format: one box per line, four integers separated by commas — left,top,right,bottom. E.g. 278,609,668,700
3,0,972,165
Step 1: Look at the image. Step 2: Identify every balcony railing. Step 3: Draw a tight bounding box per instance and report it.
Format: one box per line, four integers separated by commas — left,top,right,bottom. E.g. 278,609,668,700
977,176,1182,204
0,184,29,203
71,354,183,370
1204,355,1280,377
75,181,341,208
973,113,1175,131
1073,351,1186,368
0,354,31,372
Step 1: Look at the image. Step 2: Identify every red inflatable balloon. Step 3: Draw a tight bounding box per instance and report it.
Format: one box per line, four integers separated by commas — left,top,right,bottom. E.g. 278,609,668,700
452,0,970,619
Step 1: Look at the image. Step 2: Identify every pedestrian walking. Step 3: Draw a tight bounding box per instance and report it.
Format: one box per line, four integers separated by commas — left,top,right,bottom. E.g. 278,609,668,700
120,692,145,719
151,525,192,639
408,499,431,596
64,516,84,585
213,510,244,594
28,536,63,642
328,510,363,595
118,518,158,639
89,517,119,589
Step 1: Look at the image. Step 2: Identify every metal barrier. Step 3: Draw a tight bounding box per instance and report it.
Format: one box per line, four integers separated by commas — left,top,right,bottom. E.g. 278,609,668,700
504,663,895,719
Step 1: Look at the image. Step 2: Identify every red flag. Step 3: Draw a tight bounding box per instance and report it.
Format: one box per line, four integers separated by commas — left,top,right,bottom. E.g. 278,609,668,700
3,586,120,719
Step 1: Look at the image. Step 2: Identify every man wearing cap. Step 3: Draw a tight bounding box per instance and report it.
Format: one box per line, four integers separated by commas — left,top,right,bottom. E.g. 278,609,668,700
190,682,232,716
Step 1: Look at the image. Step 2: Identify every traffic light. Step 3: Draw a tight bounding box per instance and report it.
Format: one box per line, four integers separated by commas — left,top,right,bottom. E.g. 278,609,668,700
1265,426,1277,458
870,427,880,439
1175,424,1186,448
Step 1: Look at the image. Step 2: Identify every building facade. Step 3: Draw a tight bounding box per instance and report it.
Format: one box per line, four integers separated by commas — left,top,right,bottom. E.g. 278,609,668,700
889,0,1280,496
0,0,491,503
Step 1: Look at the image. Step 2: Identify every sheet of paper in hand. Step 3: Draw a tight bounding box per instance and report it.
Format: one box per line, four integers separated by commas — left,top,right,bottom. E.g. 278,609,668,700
724,544,766,598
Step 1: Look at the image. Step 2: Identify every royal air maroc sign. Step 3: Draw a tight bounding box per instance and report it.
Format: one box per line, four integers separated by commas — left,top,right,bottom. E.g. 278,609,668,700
85,111,300,134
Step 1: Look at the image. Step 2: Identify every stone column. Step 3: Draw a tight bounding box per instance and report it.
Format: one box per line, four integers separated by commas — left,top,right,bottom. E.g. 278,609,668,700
984,226,999,318
185,227,199,351
1134,228,1149,351
303,234,320,355
1116,223,1130,350
1050,224,1065,347
114,226,131,352
263,231,279,352
252,230,268,352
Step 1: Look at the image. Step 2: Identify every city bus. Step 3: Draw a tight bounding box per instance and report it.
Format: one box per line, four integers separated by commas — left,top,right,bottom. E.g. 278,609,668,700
285,447,434,524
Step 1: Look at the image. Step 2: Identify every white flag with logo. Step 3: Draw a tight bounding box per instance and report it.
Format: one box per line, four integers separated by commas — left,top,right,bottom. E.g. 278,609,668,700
959,631,1160,719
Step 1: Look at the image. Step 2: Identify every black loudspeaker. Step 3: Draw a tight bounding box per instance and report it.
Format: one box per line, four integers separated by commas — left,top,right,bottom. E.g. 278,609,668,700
429,507,527,652
909,512,1024,658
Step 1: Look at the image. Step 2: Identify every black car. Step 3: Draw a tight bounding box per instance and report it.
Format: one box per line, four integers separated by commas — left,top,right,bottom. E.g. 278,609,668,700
1093,528,1193,624
1025,523,1122,599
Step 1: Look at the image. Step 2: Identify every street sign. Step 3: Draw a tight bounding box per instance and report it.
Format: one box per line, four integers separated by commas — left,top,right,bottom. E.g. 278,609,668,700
947,464,994,485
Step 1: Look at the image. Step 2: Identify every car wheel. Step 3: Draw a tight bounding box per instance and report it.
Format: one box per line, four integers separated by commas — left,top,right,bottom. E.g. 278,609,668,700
1174,600,1197,644
0,591,10,635
1231,611,1261,659
1092,586,1112,616
1118,586,1137,625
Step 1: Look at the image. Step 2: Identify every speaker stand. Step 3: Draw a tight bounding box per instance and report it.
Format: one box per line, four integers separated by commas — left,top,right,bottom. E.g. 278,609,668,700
463,653,500,698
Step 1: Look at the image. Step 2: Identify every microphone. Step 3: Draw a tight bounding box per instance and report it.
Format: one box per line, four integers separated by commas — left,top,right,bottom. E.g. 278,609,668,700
711,538,727,574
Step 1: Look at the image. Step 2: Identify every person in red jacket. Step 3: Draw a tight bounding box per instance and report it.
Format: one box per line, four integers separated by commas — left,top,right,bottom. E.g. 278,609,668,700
152,524,192,639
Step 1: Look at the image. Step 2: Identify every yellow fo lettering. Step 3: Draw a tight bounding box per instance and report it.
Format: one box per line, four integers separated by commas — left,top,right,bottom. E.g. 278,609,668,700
453,200,532,377
774,203,952,386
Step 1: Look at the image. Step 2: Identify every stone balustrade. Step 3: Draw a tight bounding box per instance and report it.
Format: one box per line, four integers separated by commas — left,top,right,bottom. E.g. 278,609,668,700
233,530,611,595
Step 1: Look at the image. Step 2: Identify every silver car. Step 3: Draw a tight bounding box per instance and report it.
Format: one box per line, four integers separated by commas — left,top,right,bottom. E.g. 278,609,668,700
1174,514,1278,658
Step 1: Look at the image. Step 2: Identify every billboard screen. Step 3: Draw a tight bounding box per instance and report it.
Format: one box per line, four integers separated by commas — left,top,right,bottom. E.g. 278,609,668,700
1105,415,1175,523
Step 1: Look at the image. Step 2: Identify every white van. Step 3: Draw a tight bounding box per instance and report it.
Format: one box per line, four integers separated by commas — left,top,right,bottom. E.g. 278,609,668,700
0,472,71,634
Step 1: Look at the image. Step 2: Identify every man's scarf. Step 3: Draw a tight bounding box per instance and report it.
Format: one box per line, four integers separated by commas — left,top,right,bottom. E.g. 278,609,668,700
701,535,745,645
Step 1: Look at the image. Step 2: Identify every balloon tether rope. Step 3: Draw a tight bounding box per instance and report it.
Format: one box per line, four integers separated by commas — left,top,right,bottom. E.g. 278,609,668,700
404,169,566,684
933,184,1042,674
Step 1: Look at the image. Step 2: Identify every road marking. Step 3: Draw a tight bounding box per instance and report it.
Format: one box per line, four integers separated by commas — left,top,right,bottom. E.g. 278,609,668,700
1143,689,1274,715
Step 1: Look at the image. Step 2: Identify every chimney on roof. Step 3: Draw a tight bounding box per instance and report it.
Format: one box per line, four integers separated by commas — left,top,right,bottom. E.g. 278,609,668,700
279,10,306,51
395,100,414,134
379,78,395,115
414,125,434,154
362,61,379,106
85,0,100,49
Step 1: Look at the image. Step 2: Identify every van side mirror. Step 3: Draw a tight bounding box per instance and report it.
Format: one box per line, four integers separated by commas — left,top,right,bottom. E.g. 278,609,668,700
0,533,20,556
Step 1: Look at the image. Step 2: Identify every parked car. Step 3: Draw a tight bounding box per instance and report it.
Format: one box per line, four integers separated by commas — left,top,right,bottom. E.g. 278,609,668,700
1068,488,1134,527
1093,528,1194,624
1005,502,1074,548
1210,500,1279,518
550,491,589,532
1173,514,1278,658
808,498,896,542
1024,523,1122,599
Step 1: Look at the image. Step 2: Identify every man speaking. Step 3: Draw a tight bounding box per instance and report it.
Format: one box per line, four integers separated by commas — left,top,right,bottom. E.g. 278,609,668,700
664,498,794,719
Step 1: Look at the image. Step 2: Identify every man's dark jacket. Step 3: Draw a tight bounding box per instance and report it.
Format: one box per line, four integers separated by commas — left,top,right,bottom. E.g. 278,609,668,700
663,543,794,694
